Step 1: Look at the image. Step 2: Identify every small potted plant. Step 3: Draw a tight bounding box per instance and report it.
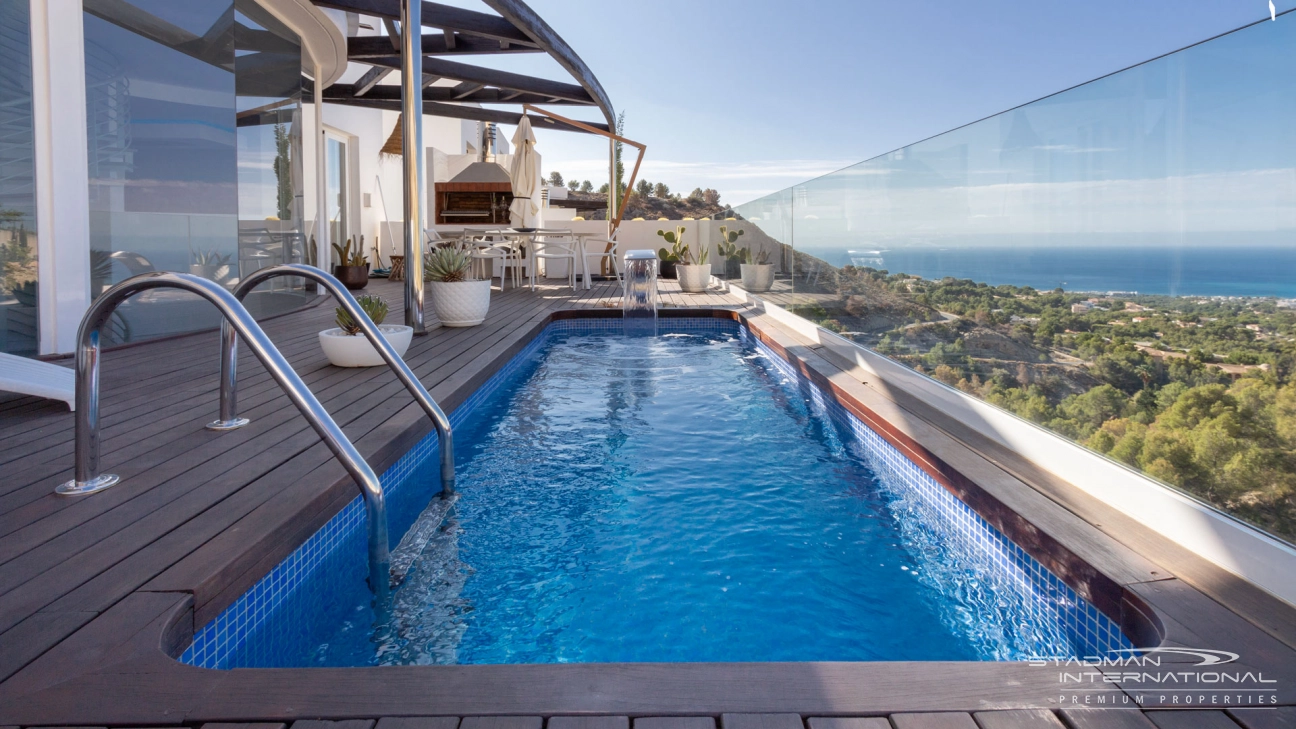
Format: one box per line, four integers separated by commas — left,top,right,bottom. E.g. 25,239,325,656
318,294,413,367
656,226,687,280
332,235,369,290
715,226,745,279
675,235,712,293
739,244,774,292
190,249,232,283
425,244,491,326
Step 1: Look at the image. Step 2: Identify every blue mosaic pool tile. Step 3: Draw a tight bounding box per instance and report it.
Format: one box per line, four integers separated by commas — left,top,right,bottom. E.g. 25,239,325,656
184,317,1130,669
742,327,1132,660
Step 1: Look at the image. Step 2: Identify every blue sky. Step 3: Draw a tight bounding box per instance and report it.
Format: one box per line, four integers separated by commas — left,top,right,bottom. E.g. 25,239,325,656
451,0,1290,206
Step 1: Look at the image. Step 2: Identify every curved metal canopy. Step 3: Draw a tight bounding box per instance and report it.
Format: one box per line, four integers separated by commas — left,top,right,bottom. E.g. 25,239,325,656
310,0,614,134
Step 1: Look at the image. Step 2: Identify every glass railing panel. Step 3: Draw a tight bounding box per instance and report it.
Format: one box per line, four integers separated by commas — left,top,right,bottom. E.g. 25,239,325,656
0,0,38,356
729,12,1296,544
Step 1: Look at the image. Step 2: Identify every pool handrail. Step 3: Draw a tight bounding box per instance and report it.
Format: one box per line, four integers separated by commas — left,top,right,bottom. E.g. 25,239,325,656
214,264,455,495
55,271,391,598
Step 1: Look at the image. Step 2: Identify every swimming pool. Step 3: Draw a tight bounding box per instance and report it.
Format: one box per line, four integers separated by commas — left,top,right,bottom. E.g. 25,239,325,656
182,317,1134,668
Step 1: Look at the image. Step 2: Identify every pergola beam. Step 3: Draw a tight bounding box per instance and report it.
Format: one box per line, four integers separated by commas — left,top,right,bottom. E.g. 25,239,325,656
325,96,608,134
451,81,484,99
363,54,593,104
352,65,393,96
348,33,540,58
323,81,586,106
312,0,537,46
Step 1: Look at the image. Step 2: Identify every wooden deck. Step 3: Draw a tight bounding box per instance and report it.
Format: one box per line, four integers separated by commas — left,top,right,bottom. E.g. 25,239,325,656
0,277,1293,727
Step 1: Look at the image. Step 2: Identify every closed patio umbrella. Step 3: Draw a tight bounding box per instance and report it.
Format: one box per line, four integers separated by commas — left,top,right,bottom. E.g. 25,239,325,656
508,117,538,227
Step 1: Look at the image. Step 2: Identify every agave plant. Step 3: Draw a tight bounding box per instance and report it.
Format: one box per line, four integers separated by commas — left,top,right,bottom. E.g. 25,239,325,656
739,245,771,265
335,294,389,335
682,237,708,266
190,249,232,267
424,245,472,283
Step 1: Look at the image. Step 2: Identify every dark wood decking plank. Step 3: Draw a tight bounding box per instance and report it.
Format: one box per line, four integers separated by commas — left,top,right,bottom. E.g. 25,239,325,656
972,710,1066,729
889,714,978,729
1143,711,1241,729
804,720,889,729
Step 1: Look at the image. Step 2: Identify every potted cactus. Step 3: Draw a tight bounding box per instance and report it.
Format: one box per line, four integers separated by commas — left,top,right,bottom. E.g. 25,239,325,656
656,226,687,280
332,236,369,290
674,232,712,294
318,294,413,367
715,225,745,279
739,244,774,293
425,244,491,326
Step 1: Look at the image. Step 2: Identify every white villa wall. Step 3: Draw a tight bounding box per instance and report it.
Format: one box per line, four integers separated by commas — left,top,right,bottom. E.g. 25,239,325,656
303,105,477,267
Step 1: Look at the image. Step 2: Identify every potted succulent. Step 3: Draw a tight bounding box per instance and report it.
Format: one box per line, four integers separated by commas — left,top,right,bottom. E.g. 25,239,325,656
675,235,712,294
318,294,413,367
332,236,369,290
190,249,232,283
715,226,745,279
425,244,491,326
656,226,687,280
739,244,774,293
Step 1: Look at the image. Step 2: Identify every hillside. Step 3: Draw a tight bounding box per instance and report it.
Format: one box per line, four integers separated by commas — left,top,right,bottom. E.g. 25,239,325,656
550,190,727,220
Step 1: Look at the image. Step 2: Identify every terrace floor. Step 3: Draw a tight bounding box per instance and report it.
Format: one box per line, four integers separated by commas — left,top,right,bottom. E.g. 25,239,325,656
0,276,1294,728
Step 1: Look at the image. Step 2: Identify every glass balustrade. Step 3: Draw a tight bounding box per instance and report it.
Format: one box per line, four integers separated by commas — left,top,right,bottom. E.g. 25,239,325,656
724,12,1296,544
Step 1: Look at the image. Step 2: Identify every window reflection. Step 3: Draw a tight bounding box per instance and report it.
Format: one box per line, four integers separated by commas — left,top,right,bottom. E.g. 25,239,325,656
0,0,39,356
83,0,304,343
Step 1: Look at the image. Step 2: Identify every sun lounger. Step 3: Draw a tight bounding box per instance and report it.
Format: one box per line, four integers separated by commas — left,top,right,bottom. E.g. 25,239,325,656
0,352,75,410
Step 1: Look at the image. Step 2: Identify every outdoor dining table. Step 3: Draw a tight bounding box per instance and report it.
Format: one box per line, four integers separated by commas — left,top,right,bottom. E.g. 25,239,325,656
474,228,600,286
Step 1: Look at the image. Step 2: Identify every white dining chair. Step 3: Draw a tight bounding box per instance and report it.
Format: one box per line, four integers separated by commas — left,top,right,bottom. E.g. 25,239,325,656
529,234,582,291
581,237,625,292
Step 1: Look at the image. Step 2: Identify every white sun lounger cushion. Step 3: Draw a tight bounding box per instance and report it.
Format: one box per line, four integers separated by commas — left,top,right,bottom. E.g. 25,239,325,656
0,352,75,410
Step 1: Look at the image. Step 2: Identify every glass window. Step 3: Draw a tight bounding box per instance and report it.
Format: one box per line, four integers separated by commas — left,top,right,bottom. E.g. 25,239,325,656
0,0,38,356
83,0,305,343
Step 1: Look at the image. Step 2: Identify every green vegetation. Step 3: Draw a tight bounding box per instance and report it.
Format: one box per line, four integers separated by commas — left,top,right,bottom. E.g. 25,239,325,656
335,294,388,335
332,236,367,267
424,245,471,283
657,226,688,263
791,265,1296,541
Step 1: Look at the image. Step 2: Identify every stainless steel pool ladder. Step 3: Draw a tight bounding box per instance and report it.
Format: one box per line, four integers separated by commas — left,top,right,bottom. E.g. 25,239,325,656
55,272,391,599
210,264,455,495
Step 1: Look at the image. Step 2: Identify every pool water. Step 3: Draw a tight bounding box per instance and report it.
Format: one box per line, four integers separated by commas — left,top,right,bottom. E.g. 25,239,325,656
256,320,1129,666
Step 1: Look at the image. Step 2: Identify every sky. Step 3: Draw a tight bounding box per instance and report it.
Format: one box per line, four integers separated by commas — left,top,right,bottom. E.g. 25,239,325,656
432,0,1291,207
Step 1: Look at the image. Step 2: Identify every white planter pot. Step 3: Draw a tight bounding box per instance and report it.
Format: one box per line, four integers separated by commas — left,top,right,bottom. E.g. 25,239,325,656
431,279,492,326
319,324,413,367
740,263,774,293
676,264,712,293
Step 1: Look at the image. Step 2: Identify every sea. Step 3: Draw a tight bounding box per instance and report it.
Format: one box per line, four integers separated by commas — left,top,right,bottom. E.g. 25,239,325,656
799,245,1296,299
